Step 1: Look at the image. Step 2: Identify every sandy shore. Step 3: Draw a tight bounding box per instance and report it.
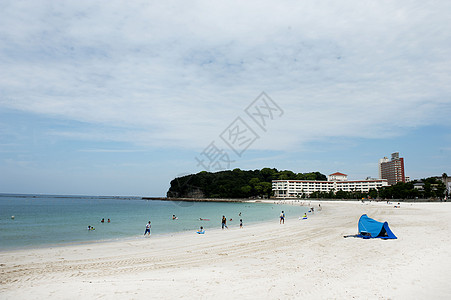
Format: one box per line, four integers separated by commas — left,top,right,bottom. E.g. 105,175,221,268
1,201,451,299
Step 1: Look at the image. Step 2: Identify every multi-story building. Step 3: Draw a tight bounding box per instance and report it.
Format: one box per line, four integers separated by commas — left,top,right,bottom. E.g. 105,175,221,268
379,157,389,179
272,172,388,198
379,152,405,185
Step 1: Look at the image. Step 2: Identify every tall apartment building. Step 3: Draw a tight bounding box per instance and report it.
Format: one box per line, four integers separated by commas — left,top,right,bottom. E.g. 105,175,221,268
379,157,389,179
379,152,405,186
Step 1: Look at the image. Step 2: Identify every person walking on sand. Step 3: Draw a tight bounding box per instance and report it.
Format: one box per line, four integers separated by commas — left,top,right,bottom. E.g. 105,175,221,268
144,221,151,236
222,215,228,229
280,211,285,224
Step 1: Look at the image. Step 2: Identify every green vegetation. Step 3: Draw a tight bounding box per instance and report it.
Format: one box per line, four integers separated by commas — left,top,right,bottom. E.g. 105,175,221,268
379,177,446,200
167,168,326,198
309,189,370,200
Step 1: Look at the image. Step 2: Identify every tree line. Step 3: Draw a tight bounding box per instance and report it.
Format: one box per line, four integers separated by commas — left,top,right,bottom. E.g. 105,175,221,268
167,168,327,199
379,177,446,200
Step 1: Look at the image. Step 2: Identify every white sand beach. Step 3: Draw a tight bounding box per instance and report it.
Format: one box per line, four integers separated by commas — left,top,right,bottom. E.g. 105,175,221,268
1,201,451,299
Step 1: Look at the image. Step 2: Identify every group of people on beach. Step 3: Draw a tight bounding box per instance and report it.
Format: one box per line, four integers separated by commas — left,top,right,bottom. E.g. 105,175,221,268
221,215,243,229
144,213,245,236
144,207,316,236
280,208,316,223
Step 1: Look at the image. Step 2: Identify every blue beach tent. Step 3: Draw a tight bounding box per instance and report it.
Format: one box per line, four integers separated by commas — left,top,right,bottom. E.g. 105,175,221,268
358,214,397,239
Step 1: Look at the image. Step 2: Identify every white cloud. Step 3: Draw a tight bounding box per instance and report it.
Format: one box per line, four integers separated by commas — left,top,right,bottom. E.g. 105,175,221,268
1,0,451,152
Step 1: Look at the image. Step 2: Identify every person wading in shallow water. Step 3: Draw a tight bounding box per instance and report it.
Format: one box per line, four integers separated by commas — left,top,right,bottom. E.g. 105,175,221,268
144,221,151,236
280,211,285,224
221,216,228,229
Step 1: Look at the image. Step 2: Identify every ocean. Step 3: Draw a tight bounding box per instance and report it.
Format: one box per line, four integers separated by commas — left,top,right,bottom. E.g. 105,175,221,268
0,194,307,250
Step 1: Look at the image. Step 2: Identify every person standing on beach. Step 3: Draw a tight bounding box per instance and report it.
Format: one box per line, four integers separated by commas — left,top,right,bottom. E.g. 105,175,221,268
240,219,243,228
221,216,228,229
280,211,285,224
144,221,151,236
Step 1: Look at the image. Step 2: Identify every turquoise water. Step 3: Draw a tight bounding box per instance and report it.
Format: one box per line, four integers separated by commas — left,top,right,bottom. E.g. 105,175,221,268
0,194,307,250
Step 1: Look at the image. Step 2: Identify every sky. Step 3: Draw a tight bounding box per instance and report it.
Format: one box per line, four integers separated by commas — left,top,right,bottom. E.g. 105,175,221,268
1,0,450,196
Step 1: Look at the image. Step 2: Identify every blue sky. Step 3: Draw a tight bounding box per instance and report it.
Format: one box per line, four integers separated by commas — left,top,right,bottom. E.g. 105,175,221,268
1,0,450,196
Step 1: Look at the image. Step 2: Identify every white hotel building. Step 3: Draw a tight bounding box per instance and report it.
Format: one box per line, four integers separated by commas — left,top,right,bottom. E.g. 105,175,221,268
272,172,388,198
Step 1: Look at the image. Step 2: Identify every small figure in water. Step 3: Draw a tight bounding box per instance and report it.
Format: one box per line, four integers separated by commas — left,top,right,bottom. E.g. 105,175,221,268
172,215,178,220
240,219,243,228
144,221,151,236
101,218,105,223
107,218,111,223
88,225,95,230
197,226,205,234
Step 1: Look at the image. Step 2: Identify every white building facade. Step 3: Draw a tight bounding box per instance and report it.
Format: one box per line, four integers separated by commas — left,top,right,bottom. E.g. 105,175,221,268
272,172,388,198
328,172,348,181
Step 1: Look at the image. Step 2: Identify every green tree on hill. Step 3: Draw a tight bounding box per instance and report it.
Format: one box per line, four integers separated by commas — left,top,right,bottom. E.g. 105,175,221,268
167,168,327,198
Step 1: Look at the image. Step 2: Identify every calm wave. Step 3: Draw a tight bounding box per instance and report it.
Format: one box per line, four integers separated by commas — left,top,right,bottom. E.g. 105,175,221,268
0,194,307,250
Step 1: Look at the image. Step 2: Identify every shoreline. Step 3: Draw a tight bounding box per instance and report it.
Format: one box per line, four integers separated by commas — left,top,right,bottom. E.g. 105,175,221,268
145,196,447,202
0,200,306,253
2,201,451,299
2,193,446,203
